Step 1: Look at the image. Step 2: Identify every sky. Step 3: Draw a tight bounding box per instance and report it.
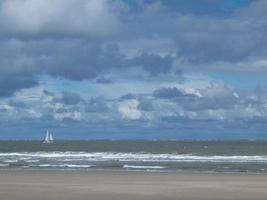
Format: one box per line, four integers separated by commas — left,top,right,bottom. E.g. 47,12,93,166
0,0,267,140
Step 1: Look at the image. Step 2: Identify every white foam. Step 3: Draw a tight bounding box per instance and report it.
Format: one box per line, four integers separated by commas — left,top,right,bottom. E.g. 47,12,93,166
0,152,267,163
62,164,91,168
37,164,52,167
3,159,18,163
25,160,39,163
123,165,165,169
30,164,92,168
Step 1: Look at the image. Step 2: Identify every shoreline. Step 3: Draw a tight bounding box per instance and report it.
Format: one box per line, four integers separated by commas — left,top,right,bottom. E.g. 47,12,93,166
1,167,267,175
1,169,267,200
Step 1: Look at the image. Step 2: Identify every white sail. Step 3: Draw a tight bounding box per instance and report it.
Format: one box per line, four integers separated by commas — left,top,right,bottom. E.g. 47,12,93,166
49,132,53,142
43,130,53,143
43,130,50,143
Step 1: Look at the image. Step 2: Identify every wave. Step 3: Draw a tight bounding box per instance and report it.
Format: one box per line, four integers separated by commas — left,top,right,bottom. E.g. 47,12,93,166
3,159,18,163
29,164,92,168
123,165,165,169
0,152,267,163
25,160,39,163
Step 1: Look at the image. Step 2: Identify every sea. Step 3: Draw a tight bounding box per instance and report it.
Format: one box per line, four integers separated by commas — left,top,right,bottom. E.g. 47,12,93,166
0,140,267,173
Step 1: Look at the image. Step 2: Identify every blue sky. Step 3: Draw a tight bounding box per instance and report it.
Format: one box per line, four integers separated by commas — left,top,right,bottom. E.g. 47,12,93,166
0,0,267,140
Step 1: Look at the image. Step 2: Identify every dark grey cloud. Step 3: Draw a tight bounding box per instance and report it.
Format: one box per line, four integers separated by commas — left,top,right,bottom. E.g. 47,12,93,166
0,39,42,97
132,53,174,75
119,0,267,71
0,39,175,97
96,77,113,84
85,97,109,113
175,16,266,64
122,0,252,16
56,106,78,114
178,95,238,111
0,0,118,97
153,87,195,99
137,97,154,111
3,0,265,98
45,41,173,80
0,0,266,90
171,0,267,67
120,93,137,100
0,75,38,97
160,0,252,15
44,40,106,81
43,89,54,96
58,91,83,105
8,99,26,108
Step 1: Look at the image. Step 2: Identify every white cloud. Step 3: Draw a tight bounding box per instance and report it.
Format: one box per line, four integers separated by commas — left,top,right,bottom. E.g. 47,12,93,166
118,99,142,120
0,102,13,111
26,108,42,118
54,111,82,121
0,0,118,37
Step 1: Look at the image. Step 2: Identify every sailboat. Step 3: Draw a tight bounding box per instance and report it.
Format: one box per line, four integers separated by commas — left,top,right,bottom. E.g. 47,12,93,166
43,130,54,144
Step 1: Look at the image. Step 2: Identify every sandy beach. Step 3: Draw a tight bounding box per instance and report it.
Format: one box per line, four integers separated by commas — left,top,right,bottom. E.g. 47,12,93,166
0,170,266,200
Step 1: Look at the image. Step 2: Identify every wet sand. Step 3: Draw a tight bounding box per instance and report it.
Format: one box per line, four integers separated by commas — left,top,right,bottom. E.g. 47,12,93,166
0,169,267,200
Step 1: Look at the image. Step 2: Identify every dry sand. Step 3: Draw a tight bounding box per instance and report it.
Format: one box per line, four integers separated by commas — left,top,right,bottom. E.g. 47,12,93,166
0,169,267,200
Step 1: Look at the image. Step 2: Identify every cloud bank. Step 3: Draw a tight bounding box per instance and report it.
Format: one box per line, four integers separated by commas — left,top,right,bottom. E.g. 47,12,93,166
0,0,267,138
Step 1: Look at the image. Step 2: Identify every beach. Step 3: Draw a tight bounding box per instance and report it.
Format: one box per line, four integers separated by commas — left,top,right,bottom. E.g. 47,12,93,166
0,170,267,200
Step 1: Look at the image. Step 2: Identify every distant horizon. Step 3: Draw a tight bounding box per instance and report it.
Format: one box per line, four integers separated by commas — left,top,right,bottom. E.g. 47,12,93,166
1,139,267,141
1,131,267,141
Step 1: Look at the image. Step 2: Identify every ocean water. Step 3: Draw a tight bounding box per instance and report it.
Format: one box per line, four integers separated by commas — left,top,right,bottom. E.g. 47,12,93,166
0,140,267,173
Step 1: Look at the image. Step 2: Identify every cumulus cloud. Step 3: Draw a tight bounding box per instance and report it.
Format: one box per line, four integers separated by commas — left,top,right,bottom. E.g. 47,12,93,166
150,80,267,127
2,74,267,136
119,94,154,111
118,99,142,120
0,0,118,37
162,83,238,110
